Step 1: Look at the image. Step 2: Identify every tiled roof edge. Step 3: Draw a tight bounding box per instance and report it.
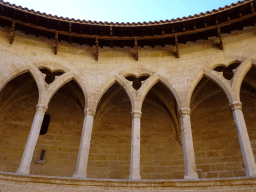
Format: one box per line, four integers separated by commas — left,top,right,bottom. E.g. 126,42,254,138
0,0,250,26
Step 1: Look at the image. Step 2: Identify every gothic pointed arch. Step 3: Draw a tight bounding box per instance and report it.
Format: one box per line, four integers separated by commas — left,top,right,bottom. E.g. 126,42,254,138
30,77,86,177
0,70,39,173
87,81,132,179
190,76,244,179
188,68,235,109
140,78,183,179
0,65,45,97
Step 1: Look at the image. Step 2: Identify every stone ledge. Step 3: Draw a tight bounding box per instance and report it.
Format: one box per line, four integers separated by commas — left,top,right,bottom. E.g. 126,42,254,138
1,171,256,188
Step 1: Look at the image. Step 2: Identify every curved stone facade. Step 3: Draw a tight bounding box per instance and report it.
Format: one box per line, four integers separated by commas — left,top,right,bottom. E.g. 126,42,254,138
1,0,256,191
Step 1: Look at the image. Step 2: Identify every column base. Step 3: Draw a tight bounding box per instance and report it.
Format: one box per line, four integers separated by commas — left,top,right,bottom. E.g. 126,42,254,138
73,172,87,179
246,169,256,177
129,174,141,180
184,172,198,180
16,167,30,175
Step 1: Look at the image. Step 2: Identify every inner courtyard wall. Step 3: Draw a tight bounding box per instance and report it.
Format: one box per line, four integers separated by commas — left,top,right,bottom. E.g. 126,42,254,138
1,21,256,191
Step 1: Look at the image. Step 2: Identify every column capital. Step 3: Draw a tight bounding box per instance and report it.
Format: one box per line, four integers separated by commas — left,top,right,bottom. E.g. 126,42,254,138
178,107,191,116
131,110,142,118
84,108,96,116
36,104,47,112
230,102,242,111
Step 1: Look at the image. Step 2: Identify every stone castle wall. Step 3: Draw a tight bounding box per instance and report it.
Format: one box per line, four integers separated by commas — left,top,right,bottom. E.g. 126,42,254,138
1,23,256,191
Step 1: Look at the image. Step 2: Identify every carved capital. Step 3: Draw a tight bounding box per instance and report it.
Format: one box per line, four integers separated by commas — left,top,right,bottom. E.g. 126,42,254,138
178,108,191,116
230,102,242,111
36,104,47,112
131,110,142,118
84,108,96,116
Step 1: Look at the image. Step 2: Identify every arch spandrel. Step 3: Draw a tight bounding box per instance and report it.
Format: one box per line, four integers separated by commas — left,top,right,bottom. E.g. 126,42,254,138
203,49,252,71
231,57,252,101
28,65,46,99
185,69,204,109
203,68,234,103
120,67,155,78
73,72,88,108
34,56,75,72
135,74,159,111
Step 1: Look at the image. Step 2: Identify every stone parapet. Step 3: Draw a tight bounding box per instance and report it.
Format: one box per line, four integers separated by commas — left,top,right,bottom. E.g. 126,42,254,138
1,172,256,191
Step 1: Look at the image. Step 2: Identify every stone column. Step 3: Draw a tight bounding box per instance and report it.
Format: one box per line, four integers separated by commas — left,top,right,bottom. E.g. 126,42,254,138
129,110,142,180
17,104,47,175
230,102,256,177
73,108,95,178
179,108,198,179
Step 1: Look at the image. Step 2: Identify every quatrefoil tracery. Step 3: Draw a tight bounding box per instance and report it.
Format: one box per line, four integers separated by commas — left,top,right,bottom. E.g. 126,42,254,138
213,62,240,80
40,68,64,84
125,75,150,90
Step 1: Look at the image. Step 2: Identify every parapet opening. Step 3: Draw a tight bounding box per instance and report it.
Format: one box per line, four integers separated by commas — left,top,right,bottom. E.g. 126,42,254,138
40,114,51,135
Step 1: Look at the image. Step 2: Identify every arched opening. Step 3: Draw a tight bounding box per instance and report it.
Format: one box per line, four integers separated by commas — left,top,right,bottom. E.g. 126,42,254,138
30,80,85,177
0,72,39,173
87,82,132,179
141,81,183,179
240,66,256,165
191,77,244,179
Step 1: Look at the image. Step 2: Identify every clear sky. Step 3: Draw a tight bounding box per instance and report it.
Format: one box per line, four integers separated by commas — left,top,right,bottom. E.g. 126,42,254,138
5,0,239,22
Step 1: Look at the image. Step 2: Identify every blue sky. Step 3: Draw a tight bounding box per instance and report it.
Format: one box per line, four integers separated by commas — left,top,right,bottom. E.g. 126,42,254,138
6,0,239,22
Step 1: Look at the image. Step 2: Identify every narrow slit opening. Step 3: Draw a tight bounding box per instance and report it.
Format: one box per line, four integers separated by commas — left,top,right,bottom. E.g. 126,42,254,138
40,114,51,135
